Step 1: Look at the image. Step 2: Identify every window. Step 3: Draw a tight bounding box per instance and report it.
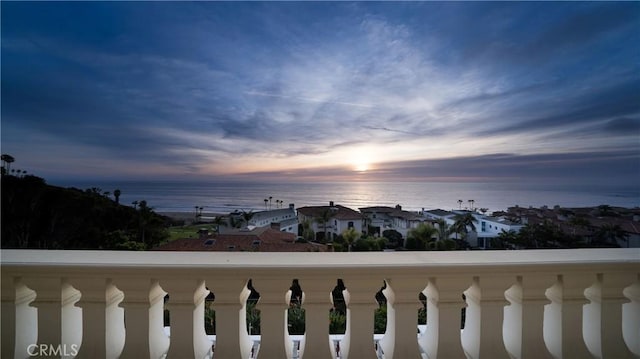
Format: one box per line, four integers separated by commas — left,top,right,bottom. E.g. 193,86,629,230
348,221,354,228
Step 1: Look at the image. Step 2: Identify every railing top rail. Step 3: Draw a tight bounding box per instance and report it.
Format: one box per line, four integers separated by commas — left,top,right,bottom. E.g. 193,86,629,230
1,249,638,270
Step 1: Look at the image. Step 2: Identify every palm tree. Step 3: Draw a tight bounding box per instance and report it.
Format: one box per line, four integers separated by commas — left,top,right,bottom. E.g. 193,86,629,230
264,199,268,211
406,222,438,249
457,199,463,210
1,153,15,174
132,200,139,210
341,228,361,252
468,200,475,211
452,212,477,246
300,219,315,242
435,219,450,241
269,196,273,210
113,189,121,204
241,210,255,227
316,209,335,242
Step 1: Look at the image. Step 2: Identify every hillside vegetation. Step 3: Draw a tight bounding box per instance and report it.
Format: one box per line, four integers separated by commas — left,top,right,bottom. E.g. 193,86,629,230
1,174,169,250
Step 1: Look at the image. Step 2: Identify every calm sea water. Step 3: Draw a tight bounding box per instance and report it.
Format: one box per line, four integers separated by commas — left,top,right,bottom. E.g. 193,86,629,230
51,180,640,214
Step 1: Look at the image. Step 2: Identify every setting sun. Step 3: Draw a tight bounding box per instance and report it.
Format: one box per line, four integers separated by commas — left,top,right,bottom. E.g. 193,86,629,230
349,149,372,172
354,162,369,172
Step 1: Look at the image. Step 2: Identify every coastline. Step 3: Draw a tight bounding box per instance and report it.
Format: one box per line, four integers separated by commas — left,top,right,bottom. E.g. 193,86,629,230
159,211,225,222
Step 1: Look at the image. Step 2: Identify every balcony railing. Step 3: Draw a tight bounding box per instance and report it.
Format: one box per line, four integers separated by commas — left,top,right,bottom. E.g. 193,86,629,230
1,249,638,359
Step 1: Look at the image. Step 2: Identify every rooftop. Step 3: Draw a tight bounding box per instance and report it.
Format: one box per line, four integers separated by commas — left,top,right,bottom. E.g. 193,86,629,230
155,227,327,252
297,204,364,220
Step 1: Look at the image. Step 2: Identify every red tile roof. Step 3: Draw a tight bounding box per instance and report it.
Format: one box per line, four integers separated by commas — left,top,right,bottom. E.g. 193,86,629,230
360,206,423,221
154,227,328,252
297,205,363,220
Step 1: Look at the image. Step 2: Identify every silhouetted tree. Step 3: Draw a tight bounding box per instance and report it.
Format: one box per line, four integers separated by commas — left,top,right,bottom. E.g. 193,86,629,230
1,153,15,174
316,208,335,242
594,224,628,247
341,227,360,251
406,223,438,250
2,175,168,250
241,210,255,227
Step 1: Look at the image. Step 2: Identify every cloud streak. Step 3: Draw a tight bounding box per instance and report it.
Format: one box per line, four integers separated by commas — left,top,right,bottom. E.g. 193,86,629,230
1,1,638,185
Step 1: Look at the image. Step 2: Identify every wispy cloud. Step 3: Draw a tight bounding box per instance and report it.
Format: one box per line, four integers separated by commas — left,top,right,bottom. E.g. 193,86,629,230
1,1,638,184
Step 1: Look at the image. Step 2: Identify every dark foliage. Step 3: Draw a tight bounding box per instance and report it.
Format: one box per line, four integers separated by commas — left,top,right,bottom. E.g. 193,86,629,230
382,229,403,248
1,175,168,249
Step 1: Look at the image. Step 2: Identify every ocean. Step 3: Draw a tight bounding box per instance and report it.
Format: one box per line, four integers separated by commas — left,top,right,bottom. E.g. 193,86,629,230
51,180,640,215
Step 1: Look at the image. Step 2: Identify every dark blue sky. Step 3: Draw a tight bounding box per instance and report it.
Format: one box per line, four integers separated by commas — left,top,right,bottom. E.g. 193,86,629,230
2,2,639,185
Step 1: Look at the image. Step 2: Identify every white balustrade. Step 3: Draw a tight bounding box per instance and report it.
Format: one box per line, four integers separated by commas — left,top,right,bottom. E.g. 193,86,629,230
1,249,638,359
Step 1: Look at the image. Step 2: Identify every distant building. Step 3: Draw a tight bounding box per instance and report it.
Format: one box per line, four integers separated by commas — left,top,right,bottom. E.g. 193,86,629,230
359,205,424,238
226,204,298,234
423,209,456,222
155,226,328,252
423,209,524,248
509,205,640,248
474,215,524,248
247,204,298,233
297,202,364,241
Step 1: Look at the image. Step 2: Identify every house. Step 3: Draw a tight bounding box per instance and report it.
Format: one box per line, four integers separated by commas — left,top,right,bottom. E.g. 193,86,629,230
297,202,364,241
154,226,328,252
474,215,525,248
423,209,524,248
246,204,298,233
225,204,298,234
422,209,456,222
359,205,424,238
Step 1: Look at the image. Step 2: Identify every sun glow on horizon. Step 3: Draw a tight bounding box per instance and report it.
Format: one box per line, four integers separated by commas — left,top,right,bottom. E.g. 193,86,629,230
354,162,369,172
349,148,373,173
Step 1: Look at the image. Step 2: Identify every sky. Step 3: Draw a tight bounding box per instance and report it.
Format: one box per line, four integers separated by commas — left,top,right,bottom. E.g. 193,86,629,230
1,1,639,185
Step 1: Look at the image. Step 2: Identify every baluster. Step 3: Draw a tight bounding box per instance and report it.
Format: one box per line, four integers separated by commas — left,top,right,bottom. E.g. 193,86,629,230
545,273,593,359
104,283,125,359
117,278,169,359
209,277,253,359
253,277,291,359
22,277,81,358
341,277,379,359
72,278,125,359
162,279,211,359
622,276,640,357
463,276,512,359
1,275,18,359
382,278,422,359
585,272,637,358
421,275,469,359
23,277,63,357
298,277,335,359
2,276,37,359
507,274,556,359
